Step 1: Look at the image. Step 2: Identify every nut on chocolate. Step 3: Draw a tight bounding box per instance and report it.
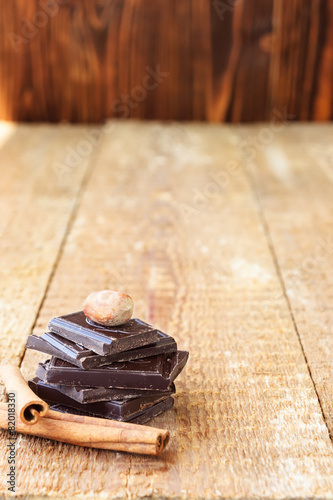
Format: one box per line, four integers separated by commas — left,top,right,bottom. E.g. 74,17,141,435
84,290,134,327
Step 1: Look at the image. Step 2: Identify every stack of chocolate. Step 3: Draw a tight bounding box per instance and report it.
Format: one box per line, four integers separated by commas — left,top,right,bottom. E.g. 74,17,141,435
26,291,188,425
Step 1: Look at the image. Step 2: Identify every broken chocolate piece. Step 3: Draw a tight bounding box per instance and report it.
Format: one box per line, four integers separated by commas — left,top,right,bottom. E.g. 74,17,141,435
29,377,173,421
26,330,177,369
36,351,189,390
48,312,161,355
50,397,175,424
33,380,176,404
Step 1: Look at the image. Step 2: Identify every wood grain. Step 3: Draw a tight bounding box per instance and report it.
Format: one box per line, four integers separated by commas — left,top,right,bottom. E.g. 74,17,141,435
210,0,273,122
238,122,333,438
1,122,333,497
269,0,332,121
1,0,333,122
0,123,95,365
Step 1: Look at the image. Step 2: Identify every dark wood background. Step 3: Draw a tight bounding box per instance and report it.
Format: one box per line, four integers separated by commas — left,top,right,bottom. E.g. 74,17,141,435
0,0,332,123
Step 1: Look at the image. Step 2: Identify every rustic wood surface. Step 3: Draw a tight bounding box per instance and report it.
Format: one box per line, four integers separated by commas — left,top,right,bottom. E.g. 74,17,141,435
0,123,95,365
1,121,333,498
1,0,333,122
238,123,333,438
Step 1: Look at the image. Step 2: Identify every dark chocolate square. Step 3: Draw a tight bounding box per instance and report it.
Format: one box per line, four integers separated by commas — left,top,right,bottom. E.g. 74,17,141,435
45,382,176,404
48,311,161,355
36,350,189,390
29,377,173,421
50,397,175,424
26,329,177,369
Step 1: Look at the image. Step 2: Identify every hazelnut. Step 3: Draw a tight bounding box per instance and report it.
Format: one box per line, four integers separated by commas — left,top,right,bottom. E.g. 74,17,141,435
84,290,134,327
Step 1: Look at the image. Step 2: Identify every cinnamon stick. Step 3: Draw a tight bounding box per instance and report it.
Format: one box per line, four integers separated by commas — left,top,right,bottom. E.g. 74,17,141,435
0,363,48,425
0,403,169,455
47,408,170,453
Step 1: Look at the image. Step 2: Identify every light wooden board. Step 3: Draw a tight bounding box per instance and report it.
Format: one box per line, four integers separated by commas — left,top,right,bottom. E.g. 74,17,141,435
0,123,96,366
237,122,333,438
0,122,333,498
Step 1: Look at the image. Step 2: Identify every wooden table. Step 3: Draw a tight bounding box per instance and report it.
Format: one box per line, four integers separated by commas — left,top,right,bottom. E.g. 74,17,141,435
0,120,333,498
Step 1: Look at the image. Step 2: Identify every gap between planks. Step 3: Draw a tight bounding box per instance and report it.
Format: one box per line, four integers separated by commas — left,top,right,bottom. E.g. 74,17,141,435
0,125,101,367
18,151,98,367
237,129,333,446
0,124,102,368
17,127,101,370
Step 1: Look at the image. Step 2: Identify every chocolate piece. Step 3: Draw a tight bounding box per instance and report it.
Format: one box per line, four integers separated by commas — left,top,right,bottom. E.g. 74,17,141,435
26,330,177,369
36,351,189,390
50,397,174,424
29,377,173,421
129,397,174,424
53,382,174,404
48,311,161,355
35,381,176,404
26,333,91,366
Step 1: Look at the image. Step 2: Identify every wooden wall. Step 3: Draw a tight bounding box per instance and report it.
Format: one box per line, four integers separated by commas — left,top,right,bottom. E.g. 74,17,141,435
0,0,332,123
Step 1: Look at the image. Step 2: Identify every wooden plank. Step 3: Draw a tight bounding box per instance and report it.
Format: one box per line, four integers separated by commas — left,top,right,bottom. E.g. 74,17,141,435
0,0,211,122
6,122,333,498
237,122,333,440
0,123,95,365
1,0,332,123
210,0,273,122
270,0,333,121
